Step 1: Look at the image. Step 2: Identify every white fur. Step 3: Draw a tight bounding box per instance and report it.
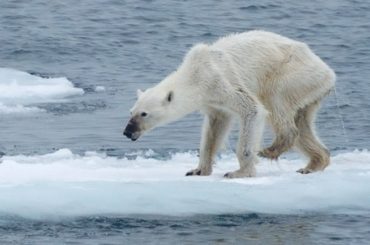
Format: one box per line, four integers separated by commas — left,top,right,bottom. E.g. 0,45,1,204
129,30,335,178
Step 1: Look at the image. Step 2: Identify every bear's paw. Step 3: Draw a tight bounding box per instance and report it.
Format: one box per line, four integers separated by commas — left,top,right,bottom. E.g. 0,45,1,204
224,168,256,178
185,168,212,176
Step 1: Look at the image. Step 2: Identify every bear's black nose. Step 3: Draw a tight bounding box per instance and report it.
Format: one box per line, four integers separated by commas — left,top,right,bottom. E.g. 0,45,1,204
123,130,132,139
123,120,138,139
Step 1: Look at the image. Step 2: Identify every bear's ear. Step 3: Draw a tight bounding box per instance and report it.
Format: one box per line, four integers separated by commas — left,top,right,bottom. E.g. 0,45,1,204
167,91,173,103
137,89,144,98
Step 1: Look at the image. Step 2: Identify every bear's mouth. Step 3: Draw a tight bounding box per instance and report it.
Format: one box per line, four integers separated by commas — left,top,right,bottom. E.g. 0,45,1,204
130,134,140,141
123,129,141,141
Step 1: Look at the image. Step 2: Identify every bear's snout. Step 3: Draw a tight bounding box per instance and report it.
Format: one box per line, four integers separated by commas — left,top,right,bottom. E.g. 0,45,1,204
123,119,140,141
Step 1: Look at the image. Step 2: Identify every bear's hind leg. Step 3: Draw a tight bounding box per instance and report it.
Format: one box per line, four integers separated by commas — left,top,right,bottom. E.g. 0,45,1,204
294,101,330,174
258,117,298,160
186,109,232,176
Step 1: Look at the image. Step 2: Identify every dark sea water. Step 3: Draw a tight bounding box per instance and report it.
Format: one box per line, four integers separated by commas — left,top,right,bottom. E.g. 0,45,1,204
2,214,370,245
0,0,370,244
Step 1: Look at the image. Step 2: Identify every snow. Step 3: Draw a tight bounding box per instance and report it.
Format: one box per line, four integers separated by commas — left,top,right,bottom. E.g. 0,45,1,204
0,149,369,219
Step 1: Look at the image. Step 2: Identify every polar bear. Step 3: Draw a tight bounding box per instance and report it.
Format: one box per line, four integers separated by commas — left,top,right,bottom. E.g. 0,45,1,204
123,30,335,178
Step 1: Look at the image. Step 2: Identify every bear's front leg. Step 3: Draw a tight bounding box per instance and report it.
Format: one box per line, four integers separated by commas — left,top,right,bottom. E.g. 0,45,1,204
224,105,265,178
186,110,232,176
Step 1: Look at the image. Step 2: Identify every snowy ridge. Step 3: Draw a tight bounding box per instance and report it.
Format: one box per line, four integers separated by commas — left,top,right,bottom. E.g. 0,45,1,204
0,149,369,219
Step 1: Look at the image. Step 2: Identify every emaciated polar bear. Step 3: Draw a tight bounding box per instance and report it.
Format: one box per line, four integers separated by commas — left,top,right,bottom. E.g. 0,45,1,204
123,31,335,178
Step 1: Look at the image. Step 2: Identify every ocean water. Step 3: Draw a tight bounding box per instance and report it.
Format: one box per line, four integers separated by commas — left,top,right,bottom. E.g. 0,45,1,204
0,0,369,244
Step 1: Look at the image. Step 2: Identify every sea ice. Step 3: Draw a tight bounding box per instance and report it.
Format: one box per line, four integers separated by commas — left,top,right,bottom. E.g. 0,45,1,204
0,68,84,114
0,149,369,219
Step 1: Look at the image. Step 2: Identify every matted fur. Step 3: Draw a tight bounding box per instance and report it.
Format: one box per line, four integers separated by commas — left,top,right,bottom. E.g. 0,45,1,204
126,30,335,178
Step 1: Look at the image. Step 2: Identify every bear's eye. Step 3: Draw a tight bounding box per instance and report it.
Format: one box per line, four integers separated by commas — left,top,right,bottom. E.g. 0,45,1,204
141,112,148,117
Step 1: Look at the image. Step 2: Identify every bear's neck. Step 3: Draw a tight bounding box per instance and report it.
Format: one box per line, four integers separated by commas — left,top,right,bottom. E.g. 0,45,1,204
158,70,201,116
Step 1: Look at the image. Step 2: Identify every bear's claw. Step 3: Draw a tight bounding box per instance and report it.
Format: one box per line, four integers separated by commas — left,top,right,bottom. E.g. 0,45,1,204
224,172,232,178
185,168,211,176
296,168,314,174
185,169,201,176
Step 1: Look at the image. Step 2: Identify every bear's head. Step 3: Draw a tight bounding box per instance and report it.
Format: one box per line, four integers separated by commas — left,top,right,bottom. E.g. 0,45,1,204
123,88,175,141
